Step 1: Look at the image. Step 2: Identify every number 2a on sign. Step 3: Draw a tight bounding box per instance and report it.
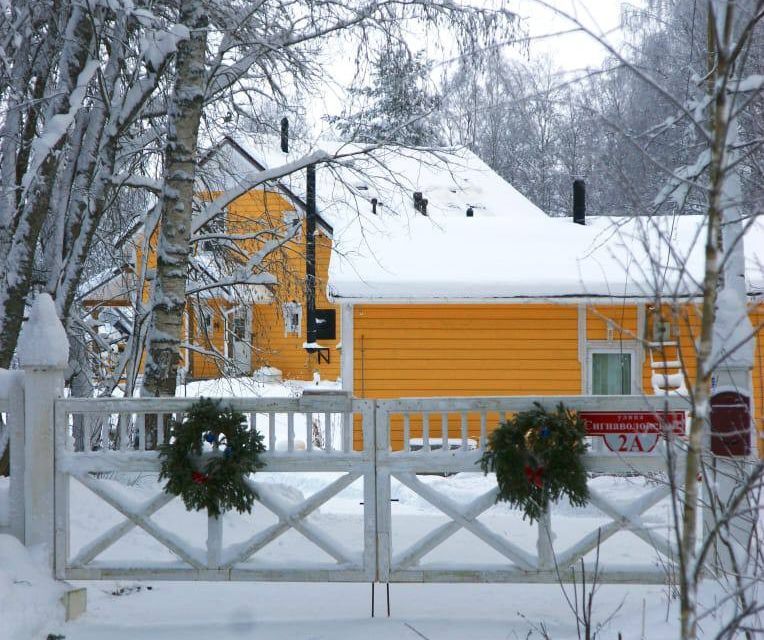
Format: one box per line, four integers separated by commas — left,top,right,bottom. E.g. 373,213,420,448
603,433,659,453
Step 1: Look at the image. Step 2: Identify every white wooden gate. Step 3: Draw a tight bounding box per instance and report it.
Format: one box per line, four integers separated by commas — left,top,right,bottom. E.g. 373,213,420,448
54,393,377,582
374,395,690,585
53,393,691,584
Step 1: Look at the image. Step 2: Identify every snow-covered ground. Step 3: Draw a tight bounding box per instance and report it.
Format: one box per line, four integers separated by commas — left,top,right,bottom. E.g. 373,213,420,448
178,375,342,399
7,469,689,640
60,467,684,640
61,580,678,640
0,533,66,639
0,377,747,639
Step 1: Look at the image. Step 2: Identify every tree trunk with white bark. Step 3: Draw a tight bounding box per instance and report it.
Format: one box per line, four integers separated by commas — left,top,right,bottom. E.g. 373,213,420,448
142,0,208,411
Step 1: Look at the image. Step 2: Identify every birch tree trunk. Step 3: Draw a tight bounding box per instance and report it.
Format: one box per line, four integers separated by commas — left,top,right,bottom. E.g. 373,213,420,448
141,0,207,414
679,4,741,637
0,4,94,368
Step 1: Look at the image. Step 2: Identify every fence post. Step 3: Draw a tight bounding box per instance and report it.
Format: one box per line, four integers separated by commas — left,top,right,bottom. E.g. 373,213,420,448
537,505,554,571
374,402,391,583
18,293,69,573
705,361,755,579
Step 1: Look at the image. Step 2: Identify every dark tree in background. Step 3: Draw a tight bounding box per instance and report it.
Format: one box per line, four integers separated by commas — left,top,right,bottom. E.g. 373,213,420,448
335,42,442,146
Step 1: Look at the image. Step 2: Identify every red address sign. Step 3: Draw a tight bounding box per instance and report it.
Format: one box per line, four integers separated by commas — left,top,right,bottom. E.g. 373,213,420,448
579,411,686,436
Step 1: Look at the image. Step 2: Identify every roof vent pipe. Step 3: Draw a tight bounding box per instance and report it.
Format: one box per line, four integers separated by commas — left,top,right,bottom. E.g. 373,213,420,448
413,192,428,216
371,197,378,215
573,179,586,225
466,206,474,217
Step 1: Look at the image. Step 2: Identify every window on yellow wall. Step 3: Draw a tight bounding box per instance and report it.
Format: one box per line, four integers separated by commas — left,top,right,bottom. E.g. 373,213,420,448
282,301,302,336
196,304,214,338
591,353,632,394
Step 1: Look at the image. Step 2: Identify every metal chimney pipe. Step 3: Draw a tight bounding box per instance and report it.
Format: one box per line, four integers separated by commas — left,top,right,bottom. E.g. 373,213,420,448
573,179,586,225
280,117,289,153
413,191,423,213
305,164,317,346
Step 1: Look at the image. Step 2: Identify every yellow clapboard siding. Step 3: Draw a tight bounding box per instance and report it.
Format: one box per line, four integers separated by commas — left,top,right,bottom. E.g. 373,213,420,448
358,359,582,371
358,339,577,351
136,187,342,382
353,304,581,448
587,305,639,342
363,381,582,392
354,328,581,340
356,304,577,318
355,318,579,330
354,351,579,361
360,371,583,382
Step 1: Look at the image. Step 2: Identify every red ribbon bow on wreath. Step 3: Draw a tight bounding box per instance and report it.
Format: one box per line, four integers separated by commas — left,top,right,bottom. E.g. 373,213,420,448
523,464,544,489
191,471,209,485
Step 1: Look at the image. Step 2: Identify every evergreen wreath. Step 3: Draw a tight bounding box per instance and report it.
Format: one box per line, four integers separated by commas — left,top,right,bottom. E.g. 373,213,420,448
159,398,266,517
480,402,589,523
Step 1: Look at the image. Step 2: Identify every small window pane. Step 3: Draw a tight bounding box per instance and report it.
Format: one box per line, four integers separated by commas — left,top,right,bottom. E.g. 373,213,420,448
592,353,632,394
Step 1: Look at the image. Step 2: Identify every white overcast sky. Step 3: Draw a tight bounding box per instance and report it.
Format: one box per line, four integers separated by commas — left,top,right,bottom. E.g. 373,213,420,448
310,0,633,134
508,0,630,70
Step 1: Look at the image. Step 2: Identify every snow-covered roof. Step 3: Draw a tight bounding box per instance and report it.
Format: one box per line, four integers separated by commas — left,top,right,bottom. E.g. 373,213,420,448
327,213,764,302
205,136,764,303
205,136,546,232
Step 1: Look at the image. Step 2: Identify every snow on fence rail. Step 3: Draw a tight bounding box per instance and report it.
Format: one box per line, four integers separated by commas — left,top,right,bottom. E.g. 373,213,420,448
51,392,693,585
57,391,359,458
54,393,377,582
374,395,692,584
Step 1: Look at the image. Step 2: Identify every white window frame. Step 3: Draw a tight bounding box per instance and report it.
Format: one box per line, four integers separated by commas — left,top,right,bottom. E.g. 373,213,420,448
282,301,302,337
585,341,641,395
196,303,214,339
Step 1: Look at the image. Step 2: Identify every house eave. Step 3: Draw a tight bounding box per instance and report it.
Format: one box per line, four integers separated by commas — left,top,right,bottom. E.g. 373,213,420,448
221,135,334,238
326,292,764,306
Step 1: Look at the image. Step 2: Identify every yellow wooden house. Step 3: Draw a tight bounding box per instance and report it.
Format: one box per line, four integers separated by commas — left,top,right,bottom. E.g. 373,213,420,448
103,136,764,455
321,177,764,454
126,137,344,383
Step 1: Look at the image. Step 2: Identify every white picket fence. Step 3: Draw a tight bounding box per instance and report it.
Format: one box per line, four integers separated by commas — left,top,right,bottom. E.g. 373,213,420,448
54,392,376,582
40,391,693,585
374,395,689,584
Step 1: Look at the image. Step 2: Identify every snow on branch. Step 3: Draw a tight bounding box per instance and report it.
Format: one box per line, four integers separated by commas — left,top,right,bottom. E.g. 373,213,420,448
111,174,164,193
185,272,277,296
140,23,190,71
192,150,331,233
23,59,100,190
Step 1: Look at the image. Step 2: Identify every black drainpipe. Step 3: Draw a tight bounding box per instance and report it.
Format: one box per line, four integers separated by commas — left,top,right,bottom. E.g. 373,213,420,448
573,179,586,225
305,163,317,347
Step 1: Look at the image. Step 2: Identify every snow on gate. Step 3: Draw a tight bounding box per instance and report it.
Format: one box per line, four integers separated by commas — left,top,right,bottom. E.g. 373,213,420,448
52,393,692,585
55,393,376,582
